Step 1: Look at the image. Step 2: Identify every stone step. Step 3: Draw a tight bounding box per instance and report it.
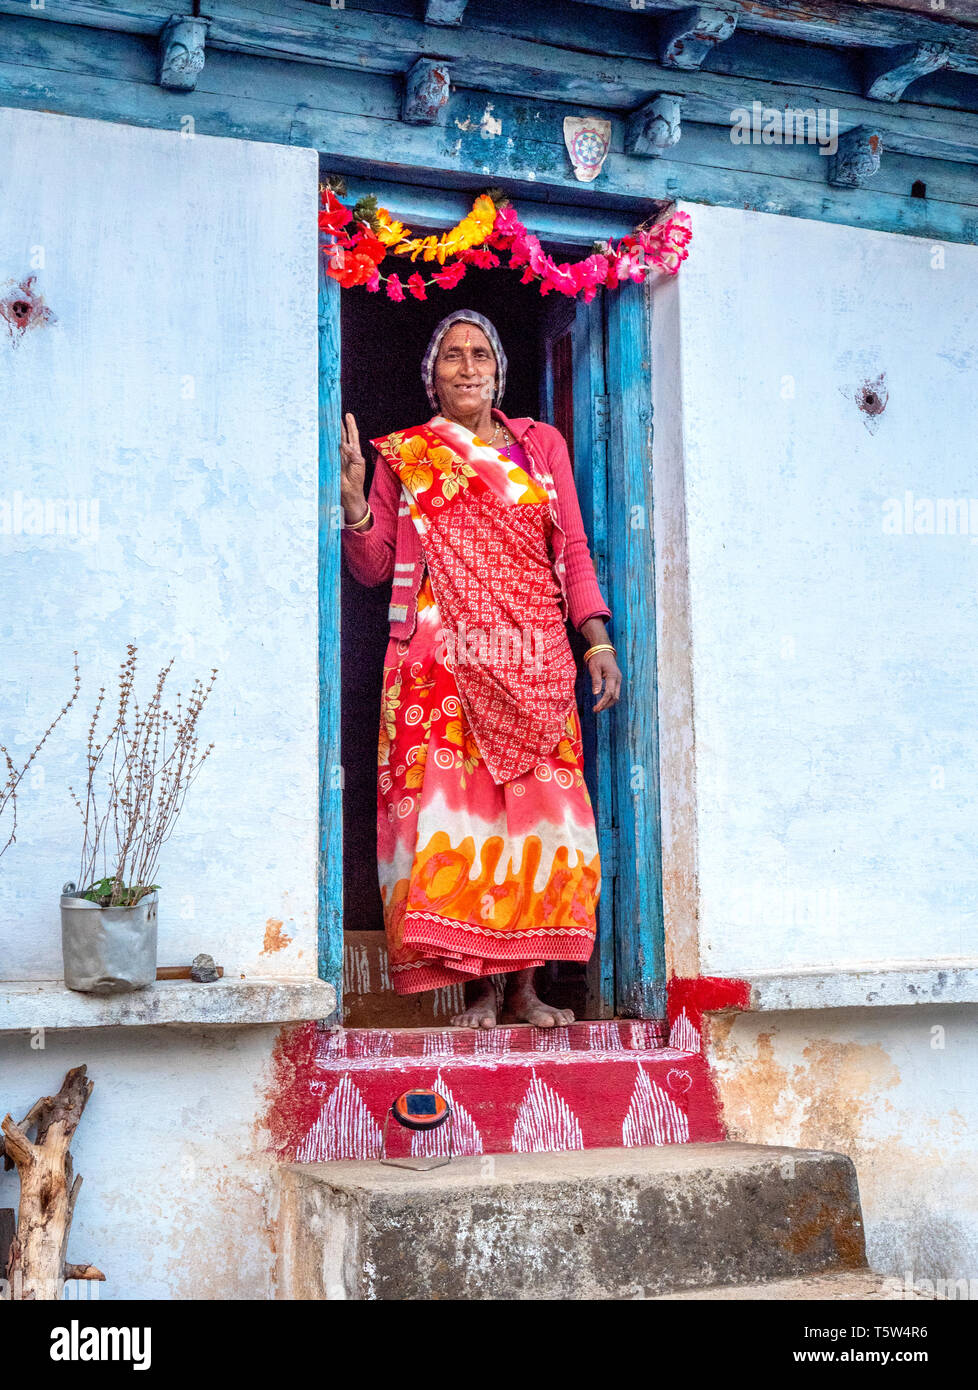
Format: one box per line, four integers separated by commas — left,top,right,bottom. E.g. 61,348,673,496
278,1029,720,1161
650,1270,936,1300
277,1142,868,1301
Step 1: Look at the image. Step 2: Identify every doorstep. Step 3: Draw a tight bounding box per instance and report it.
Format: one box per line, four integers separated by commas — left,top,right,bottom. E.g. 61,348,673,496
278,1142,867,1300
0,976,337,1032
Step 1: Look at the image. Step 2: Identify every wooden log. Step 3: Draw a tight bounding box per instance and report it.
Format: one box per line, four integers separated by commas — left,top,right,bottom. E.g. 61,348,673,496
0,1065,103,1300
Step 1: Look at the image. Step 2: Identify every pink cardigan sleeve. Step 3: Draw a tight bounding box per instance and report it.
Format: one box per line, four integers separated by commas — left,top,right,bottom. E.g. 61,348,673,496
545,426,612,631
340,448,399,587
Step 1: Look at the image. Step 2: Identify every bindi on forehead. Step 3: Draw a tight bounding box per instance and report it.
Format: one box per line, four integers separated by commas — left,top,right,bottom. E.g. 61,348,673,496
440,324,492,355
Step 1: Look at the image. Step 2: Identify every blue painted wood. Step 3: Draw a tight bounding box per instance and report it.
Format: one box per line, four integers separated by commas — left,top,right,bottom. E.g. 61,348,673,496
603,280,666,1020
865,42,950,103
402,57,451,125
13,0,978,67
5,0,978,145
830,125,884,188
157,16,207,92
318,264,343,1005
625,94,683,158
543,297,617,1018
426,0,469,25
0,10,977,241
660,6,738,72
2,38,976,245
572,298,618,1019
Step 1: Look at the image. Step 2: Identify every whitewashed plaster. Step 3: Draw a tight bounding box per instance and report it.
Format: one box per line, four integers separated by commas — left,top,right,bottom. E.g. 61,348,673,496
653,201,978,976
0,109,320,982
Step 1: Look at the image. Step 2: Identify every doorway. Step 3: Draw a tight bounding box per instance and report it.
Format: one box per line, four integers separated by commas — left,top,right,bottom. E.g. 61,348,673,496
323,214,666,1025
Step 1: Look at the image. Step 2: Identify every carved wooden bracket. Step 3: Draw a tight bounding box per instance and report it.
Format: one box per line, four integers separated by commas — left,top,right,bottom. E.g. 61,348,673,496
829,126,884,188
403,58,452,124
864,41,950,102
626,94,684,158
425,0,469,25
660,6,737,71
158,16,208,92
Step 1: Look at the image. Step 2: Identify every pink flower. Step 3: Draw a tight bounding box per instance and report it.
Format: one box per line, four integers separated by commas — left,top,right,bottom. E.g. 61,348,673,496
432,260,467,289
365,268,381,292
407,273,428,300
461,247,499,269
386,274,405,302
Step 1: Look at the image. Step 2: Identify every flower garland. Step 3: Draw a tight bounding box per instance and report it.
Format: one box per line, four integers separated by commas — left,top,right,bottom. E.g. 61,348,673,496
319,185,691,302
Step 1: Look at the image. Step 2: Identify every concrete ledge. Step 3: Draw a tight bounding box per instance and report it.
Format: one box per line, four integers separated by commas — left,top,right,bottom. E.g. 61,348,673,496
0,976,336,1032
742,960,978,1012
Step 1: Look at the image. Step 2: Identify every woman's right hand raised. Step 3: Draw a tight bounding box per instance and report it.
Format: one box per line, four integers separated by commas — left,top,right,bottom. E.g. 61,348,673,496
340,412,369,523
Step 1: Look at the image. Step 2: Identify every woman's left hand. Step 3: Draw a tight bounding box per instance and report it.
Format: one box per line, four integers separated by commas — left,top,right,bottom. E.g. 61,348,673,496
588,650,623,713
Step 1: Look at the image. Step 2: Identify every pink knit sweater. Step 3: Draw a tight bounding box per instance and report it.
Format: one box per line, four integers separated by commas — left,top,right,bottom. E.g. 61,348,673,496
342,409,611,639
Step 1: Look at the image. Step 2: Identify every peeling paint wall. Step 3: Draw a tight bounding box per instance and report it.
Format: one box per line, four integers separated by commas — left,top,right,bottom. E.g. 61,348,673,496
653,201,978,975
0,109,320,980
0,109,320,1296
709,1005,978,1280
653,203,978,1281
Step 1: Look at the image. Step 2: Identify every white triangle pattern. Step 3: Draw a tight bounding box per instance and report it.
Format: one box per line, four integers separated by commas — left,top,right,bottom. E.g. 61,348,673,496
622,1064,690,1147
296,1073,383,1161
512,1076,584,1153
410,1073,484,1157
669,1007,702,1054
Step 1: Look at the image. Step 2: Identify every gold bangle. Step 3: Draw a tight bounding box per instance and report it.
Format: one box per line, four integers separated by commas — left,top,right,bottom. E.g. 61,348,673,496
344,505,372,532
584,643,616,663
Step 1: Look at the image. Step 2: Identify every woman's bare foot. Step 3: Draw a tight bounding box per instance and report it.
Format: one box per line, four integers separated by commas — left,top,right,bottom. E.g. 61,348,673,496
504,967,575,1028
451,976,498,1029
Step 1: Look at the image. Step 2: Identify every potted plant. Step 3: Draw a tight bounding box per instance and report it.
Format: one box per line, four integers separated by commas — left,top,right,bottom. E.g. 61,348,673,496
62,645,216,994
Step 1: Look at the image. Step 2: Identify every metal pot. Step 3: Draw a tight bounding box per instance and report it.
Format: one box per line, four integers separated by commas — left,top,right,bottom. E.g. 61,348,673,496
60,884,158,994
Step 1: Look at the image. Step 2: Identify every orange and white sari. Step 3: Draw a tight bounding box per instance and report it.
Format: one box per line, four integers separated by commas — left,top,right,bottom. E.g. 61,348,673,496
369,416,600,994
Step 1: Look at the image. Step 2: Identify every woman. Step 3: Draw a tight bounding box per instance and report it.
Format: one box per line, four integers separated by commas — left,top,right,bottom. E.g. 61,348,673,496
340,309,622,1029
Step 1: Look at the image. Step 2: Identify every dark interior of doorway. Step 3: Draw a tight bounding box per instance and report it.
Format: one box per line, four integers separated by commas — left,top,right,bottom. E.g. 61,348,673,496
340,257,593,1023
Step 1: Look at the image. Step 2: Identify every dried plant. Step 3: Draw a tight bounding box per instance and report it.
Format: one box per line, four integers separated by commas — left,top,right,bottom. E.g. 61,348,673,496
69,646,217,908
0,655,81,862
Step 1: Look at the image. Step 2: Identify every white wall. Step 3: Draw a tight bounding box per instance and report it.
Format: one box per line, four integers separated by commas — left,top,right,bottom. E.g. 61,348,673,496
653,202,978,976
709,1003,978,1284
0,109,320,980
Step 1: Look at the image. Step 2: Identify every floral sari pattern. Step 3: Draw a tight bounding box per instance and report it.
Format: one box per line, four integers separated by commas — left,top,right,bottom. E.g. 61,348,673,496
370,417,600,993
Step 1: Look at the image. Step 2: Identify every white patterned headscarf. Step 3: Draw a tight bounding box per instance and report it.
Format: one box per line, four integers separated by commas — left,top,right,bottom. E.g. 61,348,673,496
422,309,507,411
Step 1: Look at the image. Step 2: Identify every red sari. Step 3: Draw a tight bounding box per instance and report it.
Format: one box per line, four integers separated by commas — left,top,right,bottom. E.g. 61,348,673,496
370,416,600,994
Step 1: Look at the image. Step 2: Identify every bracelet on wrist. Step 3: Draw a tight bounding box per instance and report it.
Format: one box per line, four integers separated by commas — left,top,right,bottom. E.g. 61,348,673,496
583,643,617,664
343,505,372,532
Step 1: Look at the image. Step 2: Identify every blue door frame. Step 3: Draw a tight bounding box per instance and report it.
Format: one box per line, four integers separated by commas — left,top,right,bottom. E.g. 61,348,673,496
318,188,666,1020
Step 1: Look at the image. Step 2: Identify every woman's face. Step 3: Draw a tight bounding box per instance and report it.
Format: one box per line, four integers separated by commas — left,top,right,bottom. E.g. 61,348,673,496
434,322,497,416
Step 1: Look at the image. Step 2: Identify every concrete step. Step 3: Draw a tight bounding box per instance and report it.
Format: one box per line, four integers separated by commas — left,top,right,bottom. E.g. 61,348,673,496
277,1141,867,1301
277,1025,721,1161
651,1270,936,1300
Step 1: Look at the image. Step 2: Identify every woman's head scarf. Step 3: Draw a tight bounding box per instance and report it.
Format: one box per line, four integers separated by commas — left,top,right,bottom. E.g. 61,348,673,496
422,309,507,411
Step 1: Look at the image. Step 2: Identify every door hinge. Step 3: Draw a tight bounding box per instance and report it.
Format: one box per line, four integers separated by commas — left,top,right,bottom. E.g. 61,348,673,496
593,394,610,442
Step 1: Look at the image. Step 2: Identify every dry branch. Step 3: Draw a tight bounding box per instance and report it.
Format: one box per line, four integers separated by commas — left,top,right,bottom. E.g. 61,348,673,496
1,1065,102,1300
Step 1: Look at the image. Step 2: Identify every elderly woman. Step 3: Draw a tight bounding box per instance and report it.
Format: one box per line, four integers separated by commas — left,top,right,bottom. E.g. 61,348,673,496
340,309,622,1029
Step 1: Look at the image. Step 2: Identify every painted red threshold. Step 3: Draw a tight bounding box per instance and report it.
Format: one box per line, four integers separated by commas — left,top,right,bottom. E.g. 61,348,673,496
268,1023,721,1162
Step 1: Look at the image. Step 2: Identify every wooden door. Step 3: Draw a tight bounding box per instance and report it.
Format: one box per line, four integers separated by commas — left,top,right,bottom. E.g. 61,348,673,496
541,286,666,1019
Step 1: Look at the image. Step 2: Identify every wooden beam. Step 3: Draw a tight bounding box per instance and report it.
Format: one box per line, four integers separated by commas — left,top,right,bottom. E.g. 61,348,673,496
3,1,978,165
625,93,683,157
574,0,978,66
660,6,737,71
402,57,451,124
157,15,207,92
865,41,951,102
829,125,884,187
425,0,469,25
